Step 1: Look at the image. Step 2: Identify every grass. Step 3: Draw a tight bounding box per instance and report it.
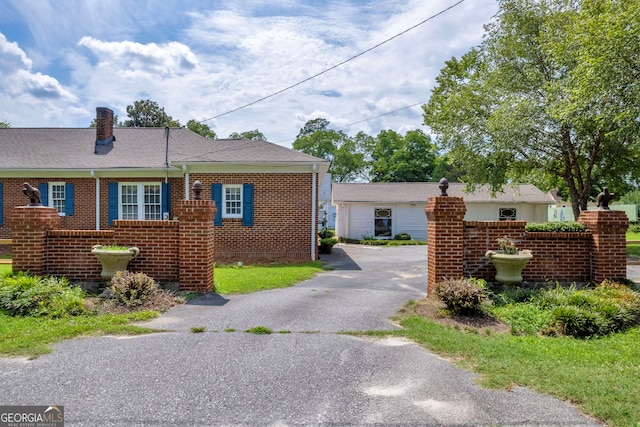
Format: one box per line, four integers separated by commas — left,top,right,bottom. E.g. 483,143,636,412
0,264,11,275
214,261,328,294
627,231,640,258
392,315,640,427
0,311,158,359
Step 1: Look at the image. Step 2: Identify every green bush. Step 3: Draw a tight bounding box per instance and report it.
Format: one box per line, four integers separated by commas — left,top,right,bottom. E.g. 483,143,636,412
110,271,159,307
393,232,412,240
525,222,587,232
628,223,640,233
434,277,488,316
0,272,86,317
318,229,335,239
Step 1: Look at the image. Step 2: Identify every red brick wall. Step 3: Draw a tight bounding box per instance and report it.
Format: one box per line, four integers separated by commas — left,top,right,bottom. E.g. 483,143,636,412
190,173,316,262
463,222,592,282
426,197,629,291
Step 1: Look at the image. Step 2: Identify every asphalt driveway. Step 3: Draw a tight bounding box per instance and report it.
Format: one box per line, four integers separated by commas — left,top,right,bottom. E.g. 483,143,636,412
0,244,602,426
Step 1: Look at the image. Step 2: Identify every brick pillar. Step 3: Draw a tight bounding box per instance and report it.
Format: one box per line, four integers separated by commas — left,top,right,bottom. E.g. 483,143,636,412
425,196,467,295
176,200,216,292
578,210,628,282
9,206,61,275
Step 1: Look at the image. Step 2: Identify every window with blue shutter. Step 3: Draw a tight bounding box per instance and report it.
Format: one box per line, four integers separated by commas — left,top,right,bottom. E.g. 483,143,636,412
0,182,3,226
108,182,118,226
211,183,222,226
65,183,75,216
242,183,254,226
38,183,48,207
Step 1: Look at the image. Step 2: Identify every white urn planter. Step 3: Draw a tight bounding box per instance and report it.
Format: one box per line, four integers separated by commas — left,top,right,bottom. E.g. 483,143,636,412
91,245,140,282
485,250,533,285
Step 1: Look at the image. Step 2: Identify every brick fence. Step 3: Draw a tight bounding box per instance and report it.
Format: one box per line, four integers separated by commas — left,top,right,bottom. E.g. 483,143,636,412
9,200,216,292
425,196,629,295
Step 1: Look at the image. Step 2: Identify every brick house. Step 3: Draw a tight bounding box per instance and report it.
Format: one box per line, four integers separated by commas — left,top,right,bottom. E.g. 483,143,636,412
0,108,329,262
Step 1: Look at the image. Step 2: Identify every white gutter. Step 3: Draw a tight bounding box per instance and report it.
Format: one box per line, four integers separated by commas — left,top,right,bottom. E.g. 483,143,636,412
91,170,100,230
311,164,317,260
183,164,189,200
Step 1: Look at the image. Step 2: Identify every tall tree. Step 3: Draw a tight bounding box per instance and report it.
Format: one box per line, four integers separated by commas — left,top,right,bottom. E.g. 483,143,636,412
0,121,10,128
423,0,640,219
228,129,266,140
124,99,180,127
293,118,366,182
369,129,438,182
187,119,217,138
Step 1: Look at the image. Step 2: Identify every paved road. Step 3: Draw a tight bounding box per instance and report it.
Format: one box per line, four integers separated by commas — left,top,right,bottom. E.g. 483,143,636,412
0,245,603,426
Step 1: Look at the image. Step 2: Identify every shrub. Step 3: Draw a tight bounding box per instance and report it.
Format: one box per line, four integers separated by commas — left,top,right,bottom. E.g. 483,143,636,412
393,233,412,241
110,271,159,307
0,272,86,317
629,223,640,233
525,222,587,232
534,282,640,338
434,277,488,316
318,229,335,239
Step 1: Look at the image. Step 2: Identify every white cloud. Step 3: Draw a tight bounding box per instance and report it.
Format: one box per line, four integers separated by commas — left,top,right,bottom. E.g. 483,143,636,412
0,33,32,73
78,37,199,76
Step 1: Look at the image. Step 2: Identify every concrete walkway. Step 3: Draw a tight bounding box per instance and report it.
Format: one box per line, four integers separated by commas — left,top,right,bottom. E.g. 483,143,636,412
0,245,604,426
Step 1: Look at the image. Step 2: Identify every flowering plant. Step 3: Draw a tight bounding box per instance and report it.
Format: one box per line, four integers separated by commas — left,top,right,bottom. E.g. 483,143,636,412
496,236,518,255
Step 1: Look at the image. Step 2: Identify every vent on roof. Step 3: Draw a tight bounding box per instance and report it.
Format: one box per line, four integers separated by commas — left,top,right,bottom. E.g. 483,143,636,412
94,107,116,155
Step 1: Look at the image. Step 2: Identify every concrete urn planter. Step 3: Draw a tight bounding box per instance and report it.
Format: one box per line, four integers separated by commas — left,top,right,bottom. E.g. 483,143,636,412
485,250,533,285
91,245,140,282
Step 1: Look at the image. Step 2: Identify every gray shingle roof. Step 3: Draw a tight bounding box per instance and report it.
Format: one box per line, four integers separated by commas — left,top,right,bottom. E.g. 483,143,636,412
0,127,326,170
332,182,554,204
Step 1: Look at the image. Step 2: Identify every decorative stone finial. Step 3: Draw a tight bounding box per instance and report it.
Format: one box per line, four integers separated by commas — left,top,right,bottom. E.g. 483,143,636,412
596,187,614,210
438,178,449,196
22,182,42,206
193,180,203,200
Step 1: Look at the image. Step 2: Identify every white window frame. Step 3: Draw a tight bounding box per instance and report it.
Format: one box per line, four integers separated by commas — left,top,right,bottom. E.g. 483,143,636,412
49,182,66,216
374,207,393,238
498,206,518,221
118,182,163,220
223,184,243,219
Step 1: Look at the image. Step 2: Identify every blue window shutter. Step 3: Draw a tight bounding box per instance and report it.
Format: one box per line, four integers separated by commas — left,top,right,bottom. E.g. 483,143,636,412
242,183,254,226
0,182,3,225
65,183,75,216
108,182,118,226
211,183,222,226
161,182,170,218
38,183,48,206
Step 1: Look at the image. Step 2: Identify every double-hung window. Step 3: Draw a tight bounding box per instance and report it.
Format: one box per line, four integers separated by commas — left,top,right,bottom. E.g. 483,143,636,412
49,182,66,215
224,185,242,218
119,183,162,220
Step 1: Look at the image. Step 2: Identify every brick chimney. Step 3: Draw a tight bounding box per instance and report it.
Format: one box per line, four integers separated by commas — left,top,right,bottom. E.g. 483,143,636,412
95,107,115,155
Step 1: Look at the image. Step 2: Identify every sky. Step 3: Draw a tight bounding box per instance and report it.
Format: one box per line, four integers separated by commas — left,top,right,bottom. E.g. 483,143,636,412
0,0,498,147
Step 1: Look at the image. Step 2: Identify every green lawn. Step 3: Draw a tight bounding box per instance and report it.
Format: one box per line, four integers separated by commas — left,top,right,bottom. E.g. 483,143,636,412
0,264,11,275
0,311,158,358
214,261,328,294
627,232,640,257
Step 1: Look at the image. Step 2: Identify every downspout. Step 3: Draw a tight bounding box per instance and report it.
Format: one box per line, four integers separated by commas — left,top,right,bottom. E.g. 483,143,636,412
311,164,317,260
183,164,189,200
91,170,100,230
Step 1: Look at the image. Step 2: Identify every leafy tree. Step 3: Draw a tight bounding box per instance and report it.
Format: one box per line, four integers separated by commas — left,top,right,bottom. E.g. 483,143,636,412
187,119,217,138
124,99,180,127
422,0,640,219
369,129,438,182
228,129,266,140
0,121,10,128
293,118,366,182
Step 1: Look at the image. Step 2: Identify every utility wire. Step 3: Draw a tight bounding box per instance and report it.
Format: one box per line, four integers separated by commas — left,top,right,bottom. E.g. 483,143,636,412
199,0,465,124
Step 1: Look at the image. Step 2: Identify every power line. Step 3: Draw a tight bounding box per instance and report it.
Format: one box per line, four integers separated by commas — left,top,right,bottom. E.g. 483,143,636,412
199,0,465,124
